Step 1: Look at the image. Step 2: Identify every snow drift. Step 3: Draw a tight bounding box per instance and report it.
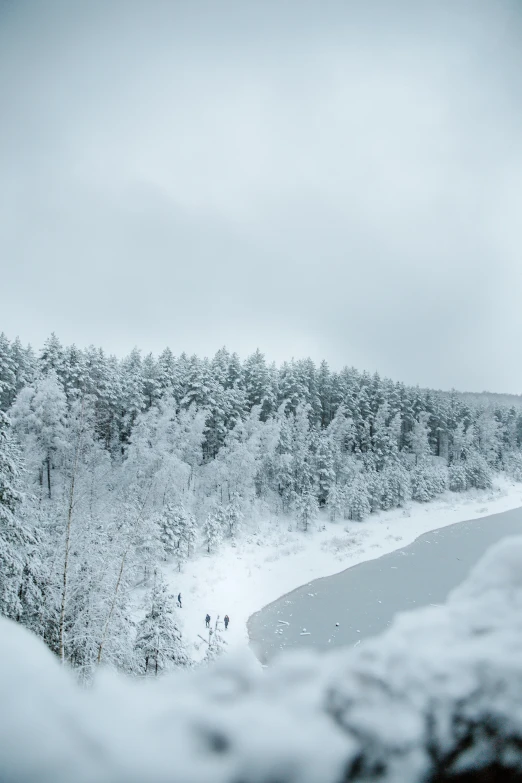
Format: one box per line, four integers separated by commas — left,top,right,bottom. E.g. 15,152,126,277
2,536,522,782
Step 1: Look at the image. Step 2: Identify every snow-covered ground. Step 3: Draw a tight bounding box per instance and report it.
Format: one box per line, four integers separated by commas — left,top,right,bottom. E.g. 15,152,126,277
6,533,522,782
164,476,522,662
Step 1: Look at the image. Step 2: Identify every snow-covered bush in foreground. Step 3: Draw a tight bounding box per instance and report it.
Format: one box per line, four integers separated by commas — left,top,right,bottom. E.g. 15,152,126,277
2,536,522,782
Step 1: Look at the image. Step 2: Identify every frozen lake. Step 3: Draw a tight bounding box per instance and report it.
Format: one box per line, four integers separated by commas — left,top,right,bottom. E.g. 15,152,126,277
248,506,522,662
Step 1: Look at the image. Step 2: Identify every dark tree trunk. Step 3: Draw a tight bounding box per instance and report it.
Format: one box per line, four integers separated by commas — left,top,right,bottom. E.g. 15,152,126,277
47,454,51,499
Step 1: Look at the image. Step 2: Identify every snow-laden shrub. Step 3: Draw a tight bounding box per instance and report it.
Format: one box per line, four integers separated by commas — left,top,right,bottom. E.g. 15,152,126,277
448,463,468,492
411,462,448,502
326,484,345,522
345,477,371,521
293,489,319,532
365,470,382,513
382,463,412,508
503,451,522,482
465,451,493,490
411,467,432,502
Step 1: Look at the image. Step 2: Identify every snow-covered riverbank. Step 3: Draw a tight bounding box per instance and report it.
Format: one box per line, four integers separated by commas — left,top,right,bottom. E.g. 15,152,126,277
164,477,522,662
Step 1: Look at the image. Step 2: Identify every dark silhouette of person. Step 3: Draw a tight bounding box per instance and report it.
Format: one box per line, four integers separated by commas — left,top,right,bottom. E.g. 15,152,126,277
224,615,230,630
177,593,182,608
205,614,211,628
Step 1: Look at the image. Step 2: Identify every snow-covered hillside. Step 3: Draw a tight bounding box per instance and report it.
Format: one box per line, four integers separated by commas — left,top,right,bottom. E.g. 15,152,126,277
3,332,522,679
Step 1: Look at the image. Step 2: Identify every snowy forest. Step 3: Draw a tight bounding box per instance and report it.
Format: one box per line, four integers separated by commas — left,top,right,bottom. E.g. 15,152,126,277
1,331,522,680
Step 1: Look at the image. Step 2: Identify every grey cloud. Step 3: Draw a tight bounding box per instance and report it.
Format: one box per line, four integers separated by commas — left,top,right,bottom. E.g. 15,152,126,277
1,0,521,391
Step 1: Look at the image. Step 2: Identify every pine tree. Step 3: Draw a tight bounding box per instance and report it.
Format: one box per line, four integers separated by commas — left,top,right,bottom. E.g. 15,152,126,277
475,411,501,467
449,463,468,492
181,355,215,409
317,360,333,427
10,372,67,499
225,492,243,539
142,353,160,410
384,463,412,507
0,333,16,411
346,476,371,521
134,571,188,674
0,411,38,621
291,403,315,496
411,463,448,502
203,510,223,554
10,338,36,402
243,349,273,415
408,412,432,465
327,483,345,521
465,451,493,490
275,404,294,512
293,488,318,532
278,360,309,415
365,469,383,513
315,433,335,504
160,503,197,568
62,344,86,401
39,333,65,379
411,465,433,502
157,347,177,395
136,514,162,583
119,347,146,443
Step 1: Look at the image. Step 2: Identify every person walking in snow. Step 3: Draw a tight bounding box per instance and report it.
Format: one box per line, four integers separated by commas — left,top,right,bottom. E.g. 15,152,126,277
177,593,182,608
224,615,229,630
205,613,211,628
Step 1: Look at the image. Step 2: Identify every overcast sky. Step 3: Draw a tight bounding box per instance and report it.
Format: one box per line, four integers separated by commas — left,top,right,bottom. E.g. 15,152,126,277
1,1,521,392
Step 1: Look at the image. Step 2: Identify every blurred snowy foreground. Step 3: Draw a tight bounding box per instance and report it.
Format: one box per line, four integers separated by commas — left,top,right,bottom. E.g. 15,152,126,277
2,536,522,782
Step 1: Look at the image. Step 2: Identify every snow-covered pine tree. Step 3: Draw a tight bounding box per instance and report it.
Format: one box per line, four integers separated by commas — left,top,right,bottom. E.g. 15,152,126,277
464,451,493,490
274,403,294,512
159,503,197,570
384,462,412,508
0,333,16,412
61,344,86,402
39,333,65,379
346,476,371,521
449,463,468,492
411,462,448,502
134,570,188,675
10,337,36,403
159,504,177,558
0,411,39,622
293,487,318,532
142,353,160,411
475,411,501,468
315,432,335,505
136,513,162,583
326,483,345,521
118,347,146,444
183,509,197,558
243,349,273,416
365,469,383,513
225,492,243,539
408,412,432,465
203,510,223,554
9,371,67,499
291,403,315,496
